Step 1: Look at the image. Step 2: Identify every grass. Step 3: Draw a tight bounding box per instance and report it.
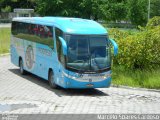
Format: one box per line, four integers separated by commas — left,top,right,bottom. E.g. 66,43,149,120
112,65,160,89
0,27,11,54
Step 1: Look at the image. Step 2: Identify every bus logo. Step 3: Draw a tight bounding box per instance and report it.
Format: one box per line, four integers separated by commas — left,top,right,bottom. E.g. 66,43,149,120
25,45,34,69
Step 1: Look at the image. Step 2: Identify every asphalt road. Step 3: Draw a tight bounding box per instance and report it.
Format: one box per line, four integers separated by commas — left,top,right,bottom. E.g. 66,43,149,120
0,56,160,114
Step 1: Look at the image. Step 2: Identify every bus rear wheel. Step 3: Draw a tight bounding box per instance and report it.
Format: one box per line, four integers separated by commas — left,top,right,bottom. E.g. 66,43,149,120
48,70,58,89
19,59,26,75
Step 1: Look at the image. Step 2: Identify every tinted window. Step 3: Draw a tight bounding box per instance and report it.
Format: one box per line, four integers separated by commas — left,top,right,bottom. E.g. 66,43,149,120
11,21,54,49
11,21,18,35
66,35,111,71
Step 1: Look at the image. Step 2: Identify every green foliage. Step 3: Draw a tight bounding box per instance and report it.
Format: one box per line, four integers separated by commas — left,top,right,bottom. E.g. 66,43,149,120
1,6,11,12
35,0,128,21
35,0,150,26
0,0,158,27
104,0,128,21
109,28,130,40
0,0,35,12
112,65,160,89
35,0,64,16
146,16,160,29
127,0,148,26
150,0,160,18
35,0,106,20
109,25,160,69
79,0,106,20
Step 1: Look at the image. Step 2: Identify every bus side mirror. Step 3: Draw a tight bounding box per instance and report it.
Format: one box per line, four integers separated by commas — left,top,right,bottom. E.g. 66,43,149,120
109,39,118,56
58,36,67,55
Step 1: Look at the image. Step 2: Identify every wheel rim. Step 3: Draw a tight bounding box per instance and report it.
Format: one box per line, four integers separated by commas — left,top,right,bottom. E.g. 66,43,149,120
50,72,54,85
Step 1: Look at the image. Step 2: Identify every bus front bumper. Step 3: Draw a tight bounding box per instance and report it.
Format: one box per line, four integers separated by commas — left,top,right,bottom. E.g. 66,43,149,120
63,77,112,89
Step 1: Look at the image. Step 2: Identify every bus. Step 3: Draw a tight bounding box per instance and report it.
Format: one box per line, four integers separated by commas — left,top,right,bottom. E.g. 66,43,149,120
10,17,118,89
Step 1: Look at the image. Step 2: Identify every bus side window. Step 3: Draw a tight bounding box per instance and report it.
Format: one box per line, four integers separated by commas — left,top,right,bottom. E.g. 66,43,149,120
16,22,20,35
14,22,24,37
12,21,18,35
55,28,65,65
21,22,27,34
35,25,54,49
33,24,38,35
39,25,45,38
46,26,54,49
28,24,34,35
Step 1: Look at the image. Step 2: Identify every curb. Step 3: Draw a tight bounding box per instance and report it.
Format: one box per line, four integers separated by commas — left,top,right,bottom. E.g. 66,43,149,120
111,84,160,93
0,53,10,57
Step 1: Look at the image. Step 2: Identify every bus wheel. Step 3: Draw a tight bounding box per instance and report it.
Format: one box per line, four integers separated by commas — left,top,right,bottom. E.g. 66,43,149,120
49,70,58,89
19,59,26,75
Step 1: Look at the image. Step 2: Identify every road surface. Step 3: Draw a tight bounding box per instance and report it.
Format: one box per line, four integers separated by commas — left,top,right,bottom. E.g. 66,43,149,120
0,56,160,114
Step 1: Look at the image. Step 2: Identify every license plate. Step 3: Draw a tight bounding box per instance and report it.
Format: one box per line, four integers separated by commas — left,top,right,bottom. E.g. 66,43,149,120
86,84,93,87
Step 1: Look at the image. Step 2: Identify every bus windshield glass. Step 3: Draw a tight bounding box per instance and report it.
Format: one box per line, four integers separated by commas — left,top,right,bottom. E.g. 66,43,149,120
66,35,111,72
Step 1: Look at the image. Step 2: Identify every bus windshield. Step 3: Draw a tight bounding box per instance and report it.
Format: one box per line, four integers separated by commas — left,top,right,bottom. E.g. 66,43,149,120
66,35,111,72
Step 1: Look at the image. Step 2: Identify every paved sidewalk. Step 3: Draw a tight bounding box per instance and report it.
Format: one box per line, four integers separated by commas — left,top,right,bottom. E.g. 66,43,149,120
0,56,160,114
0,23,11,28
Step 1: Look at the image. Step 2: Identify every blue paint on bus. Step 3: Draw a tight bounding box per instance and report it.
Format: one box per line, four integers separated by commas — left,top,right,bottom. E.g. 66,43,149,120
10,17,118,89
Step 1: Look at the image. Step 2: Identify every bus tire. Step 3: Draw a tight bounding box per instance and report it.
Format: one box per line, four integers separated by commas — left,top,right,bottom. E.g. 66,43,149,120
19,59,26,75
48,70,58,89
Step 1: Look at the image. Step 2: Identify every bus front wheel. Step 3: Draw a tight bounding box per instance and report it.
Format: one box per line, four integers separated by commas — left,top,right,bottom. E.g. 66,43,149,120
48,70,58,89
19,59,26,75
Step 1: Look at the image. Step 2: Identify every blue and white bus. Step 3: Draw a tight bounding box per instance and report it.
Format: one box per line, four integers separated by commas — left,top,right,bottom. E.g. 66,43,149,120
10,17,118,89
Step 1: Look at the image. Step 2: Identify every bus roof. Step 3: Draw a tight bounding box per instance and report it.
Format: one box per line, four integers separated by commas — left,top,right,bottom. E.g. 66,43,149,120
13,17,107,35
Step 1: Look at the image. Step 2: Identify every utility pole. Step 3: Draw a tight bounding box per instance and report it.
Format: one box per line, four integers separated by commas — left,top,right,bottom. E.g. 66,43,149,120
148,0,151,22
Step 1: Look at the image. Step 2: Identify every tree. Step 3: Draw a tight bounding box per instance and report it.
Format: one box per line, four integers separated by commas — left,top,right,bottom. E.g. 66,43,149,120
1,6,11,12
36,0,63,16
36,0,85,17
0,0,36,12
78,0,106,20
127,0,148,26
150,0,160,18
107,0,128,22
1,0,156,27
36,0,106,20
